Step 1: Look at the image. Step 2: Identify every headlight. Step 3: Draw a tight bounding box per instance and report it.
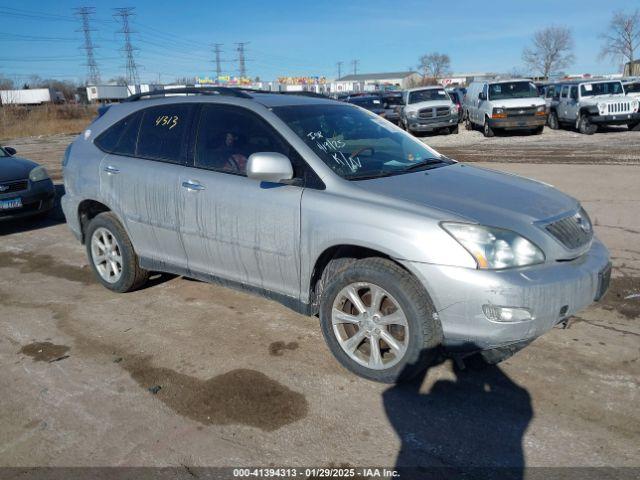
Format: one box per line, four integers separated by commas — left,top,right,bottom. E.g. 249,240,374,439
536,105,545,112
407,110,417,118
632,100,639,113
597,102,607,115
441,223,545,269
494,108,504,114
29,166,50,182
450,105,458,115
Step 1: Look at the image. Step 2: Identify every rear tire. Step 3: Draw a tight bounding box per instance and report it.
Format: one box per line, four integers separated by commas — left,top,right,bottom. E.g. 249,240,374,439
548,111,559,130
578,114,597,135
449,124,459,134
85,212,149,293
464,114,473,131
628,121,640,132
319,258,442,383
483,117,495,137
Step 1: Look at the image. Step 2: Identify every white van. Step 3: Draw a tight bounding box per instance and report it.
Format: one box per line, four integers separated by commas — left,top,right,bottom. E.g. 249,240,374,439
463,79,547,137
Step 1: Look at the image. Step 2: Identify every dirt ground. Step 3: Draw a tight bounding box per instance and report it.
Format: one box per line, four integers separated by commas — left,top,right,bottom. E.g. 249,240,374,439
1,128,639,474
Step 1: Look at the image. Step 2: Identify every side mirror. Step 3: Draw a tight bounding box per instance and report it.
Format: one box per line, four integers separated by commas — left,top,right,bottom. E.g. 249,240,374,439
4,146,16,156
478,92,486,101
246,152,294,183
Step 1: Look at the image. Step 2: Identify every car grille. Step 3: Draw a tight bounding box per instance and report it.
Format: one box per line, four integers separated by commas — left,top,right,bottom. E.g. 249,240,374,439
545,210,593,250
418,106,450,118
0,179,28,194
505,107,537,117
606,101,633,114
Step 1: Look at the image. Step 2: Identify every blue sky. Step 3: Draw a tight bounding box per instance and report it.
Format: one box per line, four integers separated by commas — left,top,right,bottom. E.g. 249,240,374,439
0,0,634,84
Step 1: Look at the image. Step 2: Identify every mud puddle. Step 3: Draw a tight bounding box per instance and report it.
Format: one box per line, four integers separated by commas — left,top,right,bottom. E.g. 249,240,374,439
20,342,70,362
0,250,94,285
123,357,308,431
269,341,299,356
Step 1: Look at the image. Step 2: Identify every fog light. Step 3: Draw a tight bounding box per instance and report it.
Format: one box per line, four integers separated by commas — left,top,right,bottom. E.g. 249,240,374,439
482,304,532,323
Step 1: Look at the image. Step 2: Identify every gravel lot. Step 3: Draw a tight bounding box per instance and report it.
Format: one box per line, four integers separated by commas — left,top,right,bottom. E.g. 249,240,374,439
1,128,639,475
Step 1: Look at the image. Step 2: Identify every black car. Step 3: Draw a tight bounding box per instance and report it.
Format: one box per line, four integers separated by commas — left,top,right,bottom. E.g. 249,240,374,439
0,145,55,221
345,95,386,117
380,92,404,124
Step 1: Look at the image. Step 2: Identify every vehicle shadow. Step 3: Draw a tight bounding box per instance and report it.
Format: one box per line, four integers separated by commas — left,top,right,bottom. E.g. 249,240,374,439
383,350,532,480
0,183,66,236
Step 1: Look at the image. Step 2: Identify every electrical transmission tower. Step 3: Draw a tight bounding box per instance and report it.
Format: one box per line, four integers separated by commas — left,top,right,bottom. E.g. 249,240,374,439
213,43,224,80
75,6,100,85
336,61,343,80
351,59,359,75
114,7,139,85
235,42,249,79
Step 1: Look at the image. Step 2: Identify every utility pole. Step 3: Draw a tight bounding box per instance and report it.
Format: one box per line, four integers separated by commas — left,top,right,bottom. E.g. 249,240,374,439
213,43,224,80
336,61,343,79
235,42,249,79
74,6,100,85
113,7,139,85
351,59,359,75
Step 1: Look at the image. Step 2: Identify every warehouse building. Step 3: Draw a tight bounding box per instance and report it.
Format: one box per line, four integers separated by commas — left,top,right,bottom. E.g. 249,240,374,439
331,71,421,93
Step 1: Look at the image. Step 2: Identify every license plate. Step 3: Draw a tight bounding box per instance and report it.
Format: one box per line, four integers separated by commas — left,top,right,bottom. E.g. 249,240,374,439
0,197,22,210
595,263,612,301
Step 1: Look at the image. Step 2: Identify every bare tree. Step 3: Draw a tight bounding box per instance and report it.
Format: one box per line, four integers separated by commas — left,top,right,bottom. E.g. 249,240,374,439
522,26,575,79
418,53,451,83
599,9,640,67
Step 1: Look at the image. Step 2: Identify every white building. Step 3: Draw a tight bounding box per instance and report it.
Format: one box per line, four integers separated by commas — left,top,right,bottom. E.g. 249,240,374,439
331,72,421,93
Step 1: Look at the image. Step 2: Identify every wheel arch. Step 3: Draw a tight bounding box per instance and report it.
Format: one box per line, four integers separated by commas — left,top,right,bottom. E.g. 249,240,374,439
308,244,417,316
77,199,112,244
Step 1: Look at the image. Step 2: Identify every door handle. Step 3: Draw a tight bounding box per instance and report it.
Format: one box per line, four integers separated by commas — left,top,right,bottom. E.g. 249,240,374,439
103,165,120,175
182,180,205,191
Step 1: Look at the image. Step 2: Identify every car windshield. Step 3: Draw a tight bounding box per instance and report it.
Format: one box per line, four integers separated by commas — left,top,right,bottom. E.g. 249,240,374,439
581,82,624,96
272,104,452,180
408,89,448,104
348,97,383,110
624,82,640,93
488,81,539,100
383,95,403,106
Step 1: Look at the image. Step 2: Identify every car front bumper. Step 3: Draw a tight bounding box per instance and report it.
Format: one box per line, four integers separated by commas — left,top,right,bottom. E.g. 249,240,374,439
407,114,457,131
0,179,55,221
590,112,640,125
401,238,611,351
488,115,546,130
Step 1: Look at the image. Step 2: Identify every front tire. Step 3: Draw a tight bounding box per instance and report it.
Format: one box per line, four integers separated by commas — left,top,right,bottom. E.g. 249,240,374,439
548,111,559,130
85,212,149,293
449,124,459,134
628,121,640,132
483,117,495,137
578,114,597,135
319,258,442,383
533,125,544,135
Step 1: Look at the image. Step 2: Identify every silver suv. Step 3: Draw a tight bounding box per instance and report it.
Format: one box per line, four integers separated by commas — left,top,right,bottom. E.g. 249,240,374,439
548,80,640,134
62,88,611,383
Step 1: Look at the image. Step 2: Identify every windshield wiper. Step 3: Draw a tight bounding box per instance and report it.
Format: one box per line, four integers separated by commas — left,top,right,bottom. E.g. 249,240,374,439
402,158,447,172
345,171,398,181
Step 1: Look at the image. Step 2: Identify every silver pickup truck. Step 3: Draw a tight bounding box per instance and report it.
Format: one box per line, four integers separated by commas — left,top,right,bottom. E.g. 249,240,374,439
399,86,459,136
62,87,611,383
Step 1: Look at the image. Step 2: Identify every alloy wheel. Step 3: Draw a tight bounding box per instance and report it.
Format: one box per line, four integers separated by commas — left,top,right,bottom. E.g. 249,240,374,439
90,227,123,284
331,282,409,370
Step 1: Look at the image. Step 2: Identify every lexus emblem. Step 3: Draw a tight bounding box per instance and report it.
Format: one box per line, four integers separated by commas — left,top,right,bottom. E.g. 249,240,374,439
574,211,592,233
0,185,8,192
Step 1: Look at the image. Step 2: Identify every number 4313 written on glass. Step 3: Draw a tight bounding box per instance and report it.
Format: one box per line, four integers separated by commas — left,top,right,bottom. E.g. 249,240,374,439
155,115,179,130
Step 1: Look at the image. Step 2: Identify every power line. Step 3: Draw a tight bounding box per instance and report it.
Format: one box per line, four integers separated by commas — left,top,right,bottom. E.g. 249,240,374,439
75,7,101,85
113,7,139,85
235,42,249,78
336,61,343,79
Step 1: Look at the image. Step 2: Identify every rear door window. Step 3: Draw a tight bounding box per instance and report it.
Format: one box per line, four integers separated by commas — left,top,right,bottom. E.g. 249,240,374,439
136,104,196,164
94,111,142,157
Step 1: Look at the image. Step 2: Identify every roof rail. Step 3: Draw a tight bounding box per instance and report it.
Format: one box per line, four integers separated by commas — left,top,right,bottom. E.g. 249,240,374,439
123,86,252,102
233,87,327,98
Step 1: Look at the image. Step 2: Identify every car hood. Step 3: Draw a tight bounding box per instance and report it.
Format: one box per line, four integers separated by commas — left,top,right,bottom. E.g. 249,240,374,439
0,156,38,183
405,100,452,111
487,97,545,109
356,163,578,227
581,94,629,105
